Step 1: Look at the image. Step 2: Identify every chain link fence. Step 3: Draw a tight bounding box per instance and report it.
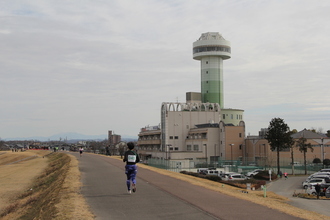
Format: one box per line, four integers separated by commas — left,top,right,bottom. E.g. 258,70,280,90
146,157,326,175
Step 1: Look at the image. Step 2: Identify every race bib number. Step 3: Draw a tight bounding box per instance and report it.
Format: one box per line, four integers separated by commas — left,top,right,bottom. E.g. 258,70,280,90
128,155,136,162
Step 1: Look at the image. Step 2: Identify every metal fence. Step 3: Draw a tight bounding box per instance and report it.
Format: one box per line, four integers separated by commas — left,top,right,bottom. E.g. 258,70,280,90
146,157,326,175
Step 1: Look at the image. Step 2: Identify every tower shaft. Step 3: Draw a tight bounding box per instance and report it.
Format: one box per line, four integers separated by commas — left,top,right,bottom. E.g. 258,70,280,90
193,32,231,109
200,56,224,107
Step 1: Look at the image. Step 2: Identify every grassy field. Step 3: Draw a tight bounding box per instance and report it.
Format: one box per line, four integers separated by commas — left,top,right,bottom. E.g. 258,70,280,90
0,151,329,220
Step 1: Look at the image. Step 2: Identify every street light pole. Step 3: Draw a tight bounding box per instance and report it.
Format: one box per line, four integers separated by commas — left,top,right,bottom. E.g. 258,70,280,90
321,138,324,168
166,144,171,160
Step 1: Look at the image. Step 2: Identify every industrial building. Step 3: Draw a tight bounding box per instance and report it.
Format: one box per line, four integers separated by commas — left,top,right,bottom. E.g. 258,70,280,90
137,32,245,167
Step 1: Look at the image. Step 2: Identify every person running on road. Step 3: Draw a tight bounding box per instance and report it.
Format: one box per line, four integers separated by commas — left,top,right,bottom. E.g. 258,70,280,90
284,172,288,179
123,142,140,194
79,147,83,157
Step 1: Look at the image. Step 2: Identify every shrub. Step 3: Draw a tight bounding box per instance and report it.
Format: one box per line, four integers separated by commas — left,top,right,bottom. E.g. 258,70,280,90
324,159,330,166
180,171,265,189
205,175,222,182
254,170,277,181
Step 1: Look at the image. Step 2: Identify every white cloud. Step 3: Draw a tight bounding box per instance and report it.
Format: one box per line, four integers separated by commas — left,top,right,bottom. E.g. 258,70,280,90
1,0,330,139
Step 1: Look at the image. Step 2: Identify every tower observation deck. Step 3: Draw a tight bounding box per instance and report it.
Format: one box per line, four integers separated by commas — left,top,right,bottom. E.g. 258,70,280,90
193,32,231,109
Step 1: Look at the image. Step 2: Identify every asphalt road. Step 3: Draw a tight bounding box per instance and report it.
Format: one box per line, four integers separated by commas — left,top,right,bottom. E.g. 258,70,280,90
267,176,330,217
70,152,304,220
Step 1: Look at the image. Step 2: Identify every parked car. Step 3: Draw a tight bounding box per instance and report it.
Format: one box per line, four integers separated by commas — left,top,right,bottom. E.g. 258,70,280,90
203,170,220,176
220,172,237,180
326,186,330,198
198,168,221,176
309,172,330,177
246,169,263,177
310,175,330,183
225,173,247,181
320,169,330,173
305,174,330,182
306,184,329,196
302,178,326,189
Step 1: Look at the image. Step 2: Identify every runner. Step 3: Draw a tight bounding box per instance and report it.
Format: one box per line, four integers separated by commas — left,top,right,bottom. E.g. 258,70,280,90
123,142,140,194
79,147,83,157
284,172,288,179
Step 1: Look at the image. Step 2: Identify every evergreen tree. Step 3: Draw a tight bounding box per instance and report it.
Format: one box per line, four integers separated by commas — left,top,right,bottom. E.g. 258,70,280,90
265,118,293,175
296,137,313,175
323,159,330,167
313,158,321,164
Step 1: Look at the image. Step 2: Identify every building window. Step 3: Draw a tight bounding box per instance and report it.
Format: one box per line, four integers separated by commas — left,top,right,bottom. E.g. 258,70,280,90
223,114,225,119
193,145,199,151
206,61,208,64
175,147,178,150
187,145,192,151
169,136,173,139
206,71,208,74
231,114,233,119
239,133,242,138
239,144,242,150
174,136,178,139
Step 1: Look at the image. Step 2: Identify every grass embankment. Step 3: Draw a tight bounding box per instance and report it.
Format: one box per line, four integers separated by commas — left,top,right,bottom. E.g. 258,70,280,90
0,152,93,220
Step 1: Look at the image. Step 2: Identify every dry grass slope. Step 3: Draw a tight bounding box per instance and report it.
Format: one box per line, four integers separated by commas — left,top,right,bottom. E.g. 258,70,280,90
0,151,94,220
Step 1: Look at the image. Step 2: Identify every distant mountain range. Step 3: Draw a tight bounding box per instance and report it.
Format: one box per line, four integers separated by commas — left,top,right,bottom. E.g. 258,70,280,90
3,132,138,142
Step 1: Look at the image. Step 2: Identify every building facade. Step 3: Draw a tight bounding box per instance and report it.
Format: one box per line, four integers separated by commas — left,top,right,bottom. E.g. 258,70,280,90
137,101,246,166
244,129,330,167
108,130,121,146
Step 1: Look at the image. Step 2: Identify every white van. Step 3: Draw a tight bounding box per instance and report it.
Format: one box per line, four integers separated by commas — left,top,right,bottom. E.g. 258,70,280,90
197,168,222,176
204,170,220,176
197,168,208,174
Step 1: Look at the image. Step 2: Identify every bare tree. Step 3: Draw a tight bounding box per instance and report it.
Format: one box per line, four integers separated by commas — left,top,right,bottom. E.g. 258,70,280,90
118,142,126,158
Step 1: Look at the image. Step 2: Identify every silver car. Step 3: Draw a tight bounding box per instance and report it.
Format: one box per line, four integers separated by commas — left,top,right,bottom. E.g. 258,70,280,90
227,173,247,181
302,178,326,189
326,186,330,198
246,169,263,177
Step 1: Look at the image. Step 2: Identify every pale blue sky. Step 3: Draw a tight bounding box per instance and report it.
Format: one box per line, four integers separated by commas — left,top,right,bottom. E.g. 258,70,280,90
1,0,329,139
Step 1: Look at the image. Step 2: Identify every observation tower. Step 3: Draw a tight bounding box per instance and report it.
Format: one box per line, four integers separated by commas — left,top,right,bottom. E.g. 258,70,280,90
193,32,231,109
